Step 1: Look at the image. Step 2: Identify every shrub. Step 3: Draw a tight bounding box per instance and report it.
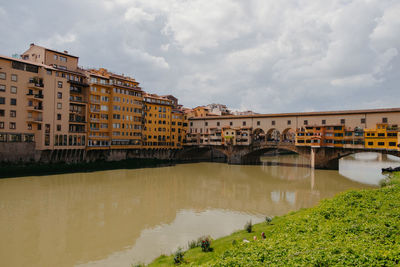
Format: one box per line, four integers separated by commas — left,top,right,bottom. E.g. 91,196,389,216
173,248,185,264
244,220,253,233
200,237,213,252
265,216,272,224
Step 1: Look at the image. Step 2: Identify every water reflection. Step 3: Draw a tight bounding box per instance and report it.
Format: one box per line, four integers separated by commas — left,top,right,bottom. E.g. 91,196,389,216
339,152,400,185
0,157,378,266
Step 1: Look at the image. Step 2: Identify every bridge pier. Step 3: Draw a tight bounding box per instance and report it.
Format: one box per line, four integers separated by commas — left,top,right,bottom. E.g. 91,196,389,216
310,147,340,170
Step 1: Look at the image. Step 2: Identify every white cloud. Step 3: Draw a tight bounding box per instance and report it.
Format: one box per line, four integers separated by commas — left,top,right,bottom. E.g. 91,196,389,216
124,7,155,23
123,44,170,70
2,0,400,113
40,33,76,48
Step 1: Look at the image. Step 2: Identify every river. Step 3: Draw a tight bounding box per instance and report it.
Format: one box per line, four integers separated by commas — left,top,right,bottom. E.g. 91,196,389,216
0,152,399,266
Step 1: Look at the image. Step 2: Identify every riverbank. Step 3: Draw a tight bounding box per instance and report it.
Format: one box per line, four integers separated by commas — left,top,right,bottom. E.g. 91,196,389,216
148,172,400,266
0,158,174,179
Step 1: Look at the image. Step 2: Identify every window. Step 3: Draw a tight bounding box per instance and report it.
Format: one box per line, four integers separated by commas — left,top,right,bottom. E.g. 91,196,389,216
57,103,62,109
243,121,246,126
57,114,62,120
322,120,326,125
382,117,388,123
190,122,193,126
57,92,62,99
205,122,208,126
10,98,16,105
0,97,4,104
340,119,345,124
230,121,233,126
0,122,3,129
217,122,220,126
361,118,366,124
287,120,291,125
304,120,308,125
389,142,396,147
378,142,385,146
58,81,63,88
10,122,16,129
46,69,52,75
10,86,17,94
11,74,17,82
257,121,260,126
272,120,275,126
10,110,16,117
0,72,5,80
0,110,4,117
57,125,61,131
0,84,5,92
60,56,67,62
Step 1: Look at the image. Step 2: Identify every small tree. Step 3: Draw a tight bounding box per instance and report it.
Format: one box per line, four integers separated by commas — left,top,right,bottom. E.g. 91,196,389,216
173,248,185,264
244,220,253,233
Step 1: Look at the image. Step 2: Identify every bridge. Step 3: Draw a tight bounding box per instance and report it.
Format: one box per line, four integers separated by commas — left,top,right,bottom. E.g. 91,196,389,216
180,142,400,169
184,108,400,169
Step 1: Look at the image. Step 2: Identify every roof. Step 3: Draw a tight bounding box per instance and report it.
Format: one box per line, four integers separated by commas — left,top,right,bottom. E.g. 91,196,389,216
30,44,79,59
0,54,51,68
190,107,400,120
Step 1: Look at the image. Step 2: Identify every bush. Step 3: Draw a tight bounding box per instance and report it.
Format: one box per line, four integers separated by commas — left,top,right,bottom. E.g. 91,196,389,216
244,220,253,233
265,216,272,224
200,237,213,252
173,248,185,264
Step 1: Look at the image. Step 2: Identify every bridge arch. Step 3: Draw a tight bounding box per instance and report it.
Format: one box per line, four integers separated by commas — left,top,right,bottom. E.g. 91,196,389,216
240,145,300,164
311,148,400,170
266,128,281,142
252,128,266,145
281,128,296,143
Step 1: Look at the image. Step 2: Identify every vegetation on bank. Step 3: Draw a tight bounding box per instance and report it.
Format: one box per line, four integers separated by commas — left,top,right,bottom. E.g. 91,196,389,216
149,173,400,266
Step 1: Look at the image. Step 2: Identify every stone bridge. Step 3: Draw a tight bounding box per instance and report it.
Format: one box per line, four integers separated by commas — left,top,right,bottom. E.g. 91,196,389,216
179,142,400,170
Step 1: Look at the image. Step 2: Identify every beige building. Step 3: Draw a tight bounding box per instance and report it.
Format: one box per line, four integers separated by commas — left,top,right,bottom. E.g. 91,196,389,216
187,108,400,148
20,43,88,150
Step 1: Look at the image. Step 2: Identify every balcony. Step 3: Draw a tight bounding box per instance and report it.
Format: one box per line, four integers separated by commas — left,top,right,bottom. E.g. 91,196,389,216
90,127,100,131
70,96,87,105
27,105,43,112
28,79,44,89
90,118,100,122
68,79,89,87
90,108,100,113
27,117,43,123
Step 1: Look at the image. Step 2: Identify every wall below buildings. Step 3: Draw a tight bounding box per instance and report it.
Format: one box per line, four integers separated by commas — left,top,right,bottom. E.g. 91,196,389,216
0,141,188,165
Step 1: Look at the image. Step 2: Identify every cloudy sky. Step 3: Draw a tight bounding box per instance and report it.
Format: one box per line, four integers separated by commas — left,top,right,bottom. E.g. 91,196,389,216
1,0,399,113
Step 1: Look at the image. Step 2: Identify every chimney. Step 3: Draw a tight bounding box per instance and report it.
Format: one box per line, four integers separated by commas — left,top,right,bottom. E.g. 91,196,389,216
30,43,34,47
64,50,68,54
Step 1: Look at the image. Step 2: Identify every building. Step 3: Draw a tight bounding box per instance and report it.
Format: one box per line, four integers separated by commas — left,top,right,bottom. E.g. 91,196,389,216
142,94,188,149
0,44,88,153
206,103,231,116
364,123,399,150
21,43,89,150
86,68,143,150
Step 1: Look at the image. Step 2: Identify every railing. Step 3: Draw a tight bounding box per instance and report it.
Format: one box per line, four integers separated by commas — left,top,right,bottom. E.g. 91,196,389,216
28,81,44,88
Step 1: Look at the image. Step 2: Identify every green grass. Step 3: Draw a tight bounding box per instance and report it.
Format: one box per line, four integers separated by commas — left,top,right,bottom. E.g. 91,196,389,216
149,173,400,266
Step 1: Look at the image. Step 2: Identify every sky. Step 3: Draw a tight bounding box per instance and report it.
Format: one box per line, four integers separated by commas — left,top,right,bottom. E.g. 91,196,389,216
0,0,400,113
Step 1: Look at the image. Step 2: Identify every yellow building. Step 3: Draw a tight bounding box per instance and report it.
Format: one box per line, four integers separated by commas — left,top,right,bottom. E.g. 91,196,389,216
87,68,143,150
143,94,173,148
142,94,187,149
171,109,187,148
364,123,399,150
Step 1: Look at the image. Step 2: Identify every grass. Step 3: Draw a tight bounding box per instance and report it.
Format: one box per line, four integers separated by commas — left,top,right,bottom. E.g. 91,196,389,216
149,172,400,266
